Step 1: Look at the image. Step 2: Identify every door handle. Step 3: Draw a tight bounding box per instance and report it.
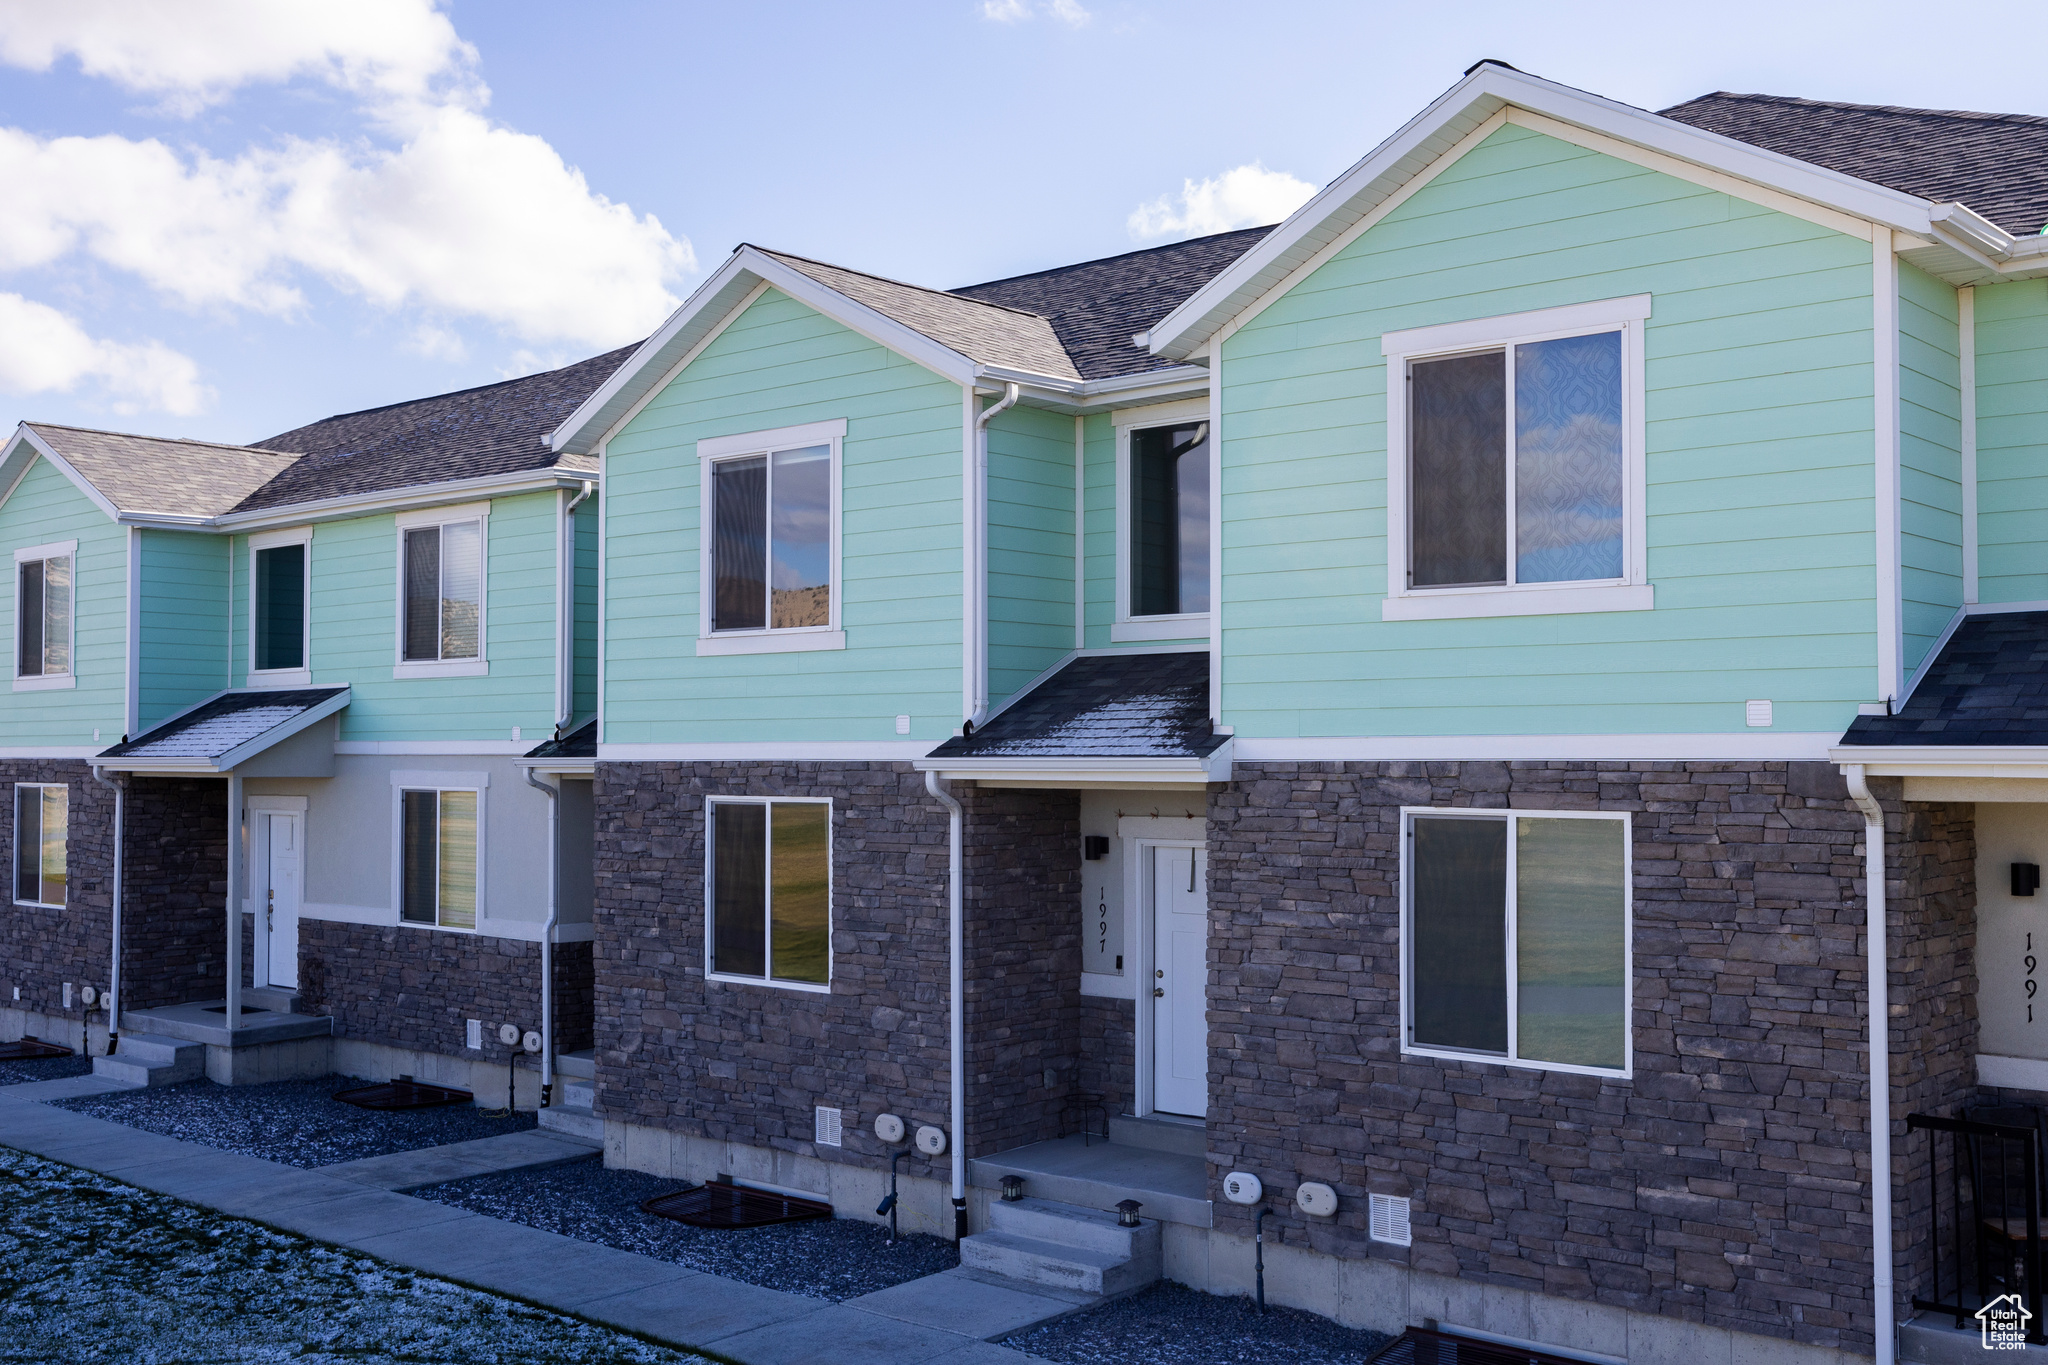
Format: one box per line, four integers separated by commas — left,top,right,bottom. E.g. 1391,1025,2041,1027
266,887,274,931
1153,987,1165,997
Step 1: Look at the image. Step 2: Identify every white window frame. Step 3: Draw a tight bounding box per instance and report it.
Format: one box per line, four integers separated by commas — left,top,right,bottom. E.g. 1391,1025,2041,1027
389,770,488,933
703,794,834,994
392,503,490,678
695,419,846,657
12,782,67,909
13,538,77,692
247,526,312,687
1397,805,1633,1080
1382,295,1652,622
1112,399,1213,643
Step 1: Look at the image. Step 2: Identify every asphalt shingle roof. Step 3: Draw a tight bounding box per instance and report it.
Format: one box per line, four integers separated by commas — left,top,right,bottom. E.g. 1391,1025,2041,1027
26,425,302,520
236,345,633,512
926,651,1223,761
522,719,595,761
98,687,348,761
1841,613,2048,746
1661,92,2048,238
952,227,1274,381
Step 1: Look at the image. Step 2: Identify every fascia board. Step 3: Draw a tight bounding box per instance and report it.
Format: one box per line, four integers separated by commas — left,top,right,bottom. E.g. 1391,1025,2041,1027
910,745,1232,785
745,249,977,386
1831,745,2048,774
14,426,123,522
512,758,596,775
982,366,1214,416
0,429,45,517
1148,65,1938,360
196,468,595,534
213,688,351,770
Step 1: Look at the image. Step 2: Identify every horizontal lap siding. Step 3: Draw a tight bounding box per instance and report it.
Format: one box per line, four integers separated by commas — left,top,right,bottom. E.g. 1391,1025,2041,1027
272,492,559,742
987,403,1075,707
1220,124,1877,740
604,288,962,745
1975,278,2048,605
137,530,228,731
0,459,124,745
1897,262,1962,674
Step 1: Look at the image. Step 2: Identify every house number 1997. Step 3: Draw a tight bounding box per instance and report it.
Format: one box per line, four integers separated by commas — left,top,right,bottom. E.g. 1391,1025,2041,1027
2030,932,2038,1024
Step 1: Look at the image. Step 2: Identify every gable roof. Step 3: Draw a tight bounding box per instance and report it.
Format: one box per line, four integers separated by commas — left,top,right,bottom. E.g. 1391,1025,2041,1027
1661,92,2048,239
15,424,303,521
239,345,630,512
97,685,349,772
1840,613,2048,747
951,227,1274,380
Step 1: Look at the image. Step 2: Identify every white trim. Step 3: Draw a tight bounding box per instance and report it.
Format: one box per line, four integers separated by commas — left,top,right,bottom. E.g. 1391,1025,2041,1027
246,526,311,683
1111,616,1209,642
1384,300,1647,605
393,500,492,530
203,469,590,536
393,507,489,671
11,538,77,686
696,429,843,646
12,675,75,692
11,429,120,521
1382,583,1653,622
245,669,312,689
1208,339,1224,724
596,280,772,452
1978,1054,2048,1093
1113,401,1214,639
1874,232,1903,705
1399,805,1633,1080
1117,815,1205,840
1967,600,2048,616
389,778,487,932
124,526,138,737
1128,833,1206,1117
1902,605,1968,704
697,418,847,461
597,439,608,749
297,901,394,928
336,739,534,756
11,781,70,910
391,660,488,680
1106,396,1209,430
916,747,1232,789
1238,732,1839,762
246,795,309,812
0,745,103,759
962,387,978,725
1829,746,2048,778
1080,970,1132,999
1073,414,1085,652
599,740,932,762
703,794,835,994
14,537,79,564
1960,285,1978,605
390,769,490,788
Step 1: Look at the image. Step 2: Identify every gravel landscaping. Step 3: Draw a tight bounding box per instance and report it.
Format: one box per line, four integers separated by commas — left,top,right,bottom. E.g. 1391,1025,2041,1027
412,1155,958,1301
50,1074,537,1167
0,1146,710,1364
0,1051,93,1086
1001,1280,1393,1365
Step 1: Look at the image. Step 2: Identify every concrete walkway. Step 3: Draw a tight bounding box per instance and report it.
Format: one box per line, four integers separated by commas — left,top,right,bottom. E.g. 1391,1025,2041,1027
0,1077,1057,1364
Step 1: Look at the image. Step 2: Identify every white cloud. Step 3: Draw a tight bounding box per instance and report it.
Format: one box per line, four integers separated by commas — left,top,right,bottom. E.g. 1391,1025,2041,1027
1048,0,1092,25
0,293,208,414
980,0,1089,25
1128,162,1318,242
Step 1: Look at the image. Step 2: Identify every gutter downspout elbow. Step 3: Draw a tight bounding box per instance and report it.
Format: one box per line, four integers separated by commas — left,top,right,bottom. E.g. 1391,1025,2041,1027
524,768,561,1107
926,768,968,1239
91,766,123,1055
965,383,1020,730
1843,763,1895,1365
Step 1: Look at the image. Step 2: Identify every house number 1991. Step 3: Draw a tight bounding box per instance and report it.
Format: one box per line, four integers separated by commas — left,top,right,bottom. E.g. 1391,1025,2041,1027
2030,932,2038,1024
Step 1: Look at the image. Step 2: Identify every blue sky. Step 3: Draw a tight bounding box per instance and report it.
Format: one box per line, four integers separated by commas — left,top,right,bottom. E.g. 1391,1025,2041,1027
0,0,2037,445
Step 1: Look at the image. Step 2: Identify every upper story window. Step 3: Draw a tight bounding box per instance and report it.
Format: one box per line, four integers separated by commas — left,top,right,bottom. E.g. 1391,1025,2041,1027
394,504,488,677
396,779,481,931
14,540,74,688
1382,296,1651,622
706,796,831,992
250,528,310,681
1401,807,1630,1077
1114,402,1211,642
13,783,66,908
695,419,844,657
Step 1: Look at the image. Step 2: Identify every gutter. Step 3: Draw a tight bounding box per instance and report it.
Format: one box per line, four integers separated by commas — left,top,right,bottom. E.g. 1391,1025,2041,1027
110,468,601,536
964,383,1020,729
924,769,968,1239
1841,764,1895,1365
90,767,123,1055
523,768,561,1107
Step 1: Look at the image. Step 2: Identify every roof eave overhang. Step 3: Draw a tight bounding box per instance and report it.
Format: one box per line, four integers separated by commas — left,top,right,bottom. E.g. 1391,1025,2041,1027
975,364,1215,414
7,424,124,522
1831,745,2048,777
1147,65,1961,360
913,742,1232,788
513,757,597,775
116,468,600,534
96,686,350,773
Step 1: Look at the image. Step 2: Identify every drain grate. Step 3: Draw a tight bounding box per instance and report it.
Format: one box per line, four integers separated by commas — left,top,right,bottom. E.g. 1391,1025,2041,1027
640,1180,834,1229
0,1036,72,1060
331,1076,474,1110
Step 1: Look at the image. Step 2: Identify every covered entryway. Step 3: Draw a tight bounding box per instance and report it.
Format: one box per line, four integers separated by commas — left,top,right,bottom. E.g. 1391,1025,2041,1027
1144,842,1208,1117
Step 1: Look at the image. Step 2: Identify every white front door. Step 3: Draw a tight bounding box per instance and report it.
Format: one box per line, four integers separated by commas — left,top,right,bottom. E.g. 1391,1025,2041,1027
262,812,303,989
1151,844,1209,1117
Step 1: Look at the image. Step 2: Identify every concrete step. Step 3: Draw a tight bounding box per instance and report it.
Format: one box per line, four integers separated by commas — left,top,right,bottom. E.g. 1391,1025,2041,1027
555,1049,595,1080
1106,1114,1204,1158
538,1101,603,1142
241,987,301,1015
93,1031,204,1087
989,1197,1149,1258
560,1077,594,1108
959,1228,1156,1297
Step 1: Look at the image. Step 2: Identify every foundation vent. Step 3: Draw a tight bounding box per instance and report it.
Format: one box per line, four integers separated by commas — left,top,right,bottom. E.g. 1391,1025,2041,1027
815,1106,843,1147
1369,1192,1412,1246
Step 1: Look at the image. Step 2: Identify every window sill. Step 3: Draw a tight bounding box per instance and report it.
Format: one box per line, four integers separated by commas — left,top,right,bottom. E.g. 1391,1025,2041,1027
397,919,476,935
1111,614,1209,643
1401,1042,1628,1080
1381,582,1653,622
247,669,312,688
13,898,64,910
707,971,832,994
697,630,846,657
12,674,75,692
392,660,488,679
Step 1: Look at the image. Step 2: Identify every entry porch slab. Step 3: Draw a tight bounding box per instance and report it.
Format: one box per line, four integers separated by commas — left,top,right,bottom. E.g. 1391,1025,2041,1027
969,1134,1211,1228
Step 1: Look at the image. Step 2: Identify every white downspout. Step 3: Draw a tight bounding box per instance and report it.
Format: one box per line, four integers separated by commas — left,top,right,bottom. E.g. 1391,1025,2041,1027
557,480,595,737
91,767,122,1055
524,767,560,1106
1843,764,1894,1365
964,383,1019,730
225,773,243,1031
925,769,967,1238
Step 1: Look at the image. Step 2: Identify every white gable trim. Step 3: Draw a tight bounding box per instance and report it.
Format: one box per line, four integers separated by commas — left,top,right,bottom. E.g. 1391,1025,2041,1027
2,426,121,522
1148,64,1947,361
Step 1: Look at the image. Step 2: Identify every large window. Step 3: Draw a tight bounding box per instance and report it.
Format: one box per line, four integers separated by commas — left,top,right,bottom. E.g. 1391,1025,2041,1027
1382,297,1649,622
399,514,484,666
15,543,73,682
252,532,308,676
1401,808,1630,1076
1130,422,1210,618
696,420,844,656
398,787,478,929
707,798,830,990
14,784,67,908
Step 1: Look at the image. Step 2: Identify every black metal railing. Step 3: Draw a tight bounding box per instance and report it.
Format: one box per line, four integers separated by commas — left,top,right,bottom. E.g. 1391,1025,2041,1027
1906,1110,2046,1342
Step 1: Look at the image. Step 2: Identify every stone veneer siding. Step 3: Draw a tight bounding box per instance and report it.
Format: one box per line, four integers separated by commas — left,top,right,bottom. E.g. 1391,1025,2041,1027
299,919,555,1068
121,776,232,1009
0,760,112,1024
1205,759,1976,1358
593,761,1083,1176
